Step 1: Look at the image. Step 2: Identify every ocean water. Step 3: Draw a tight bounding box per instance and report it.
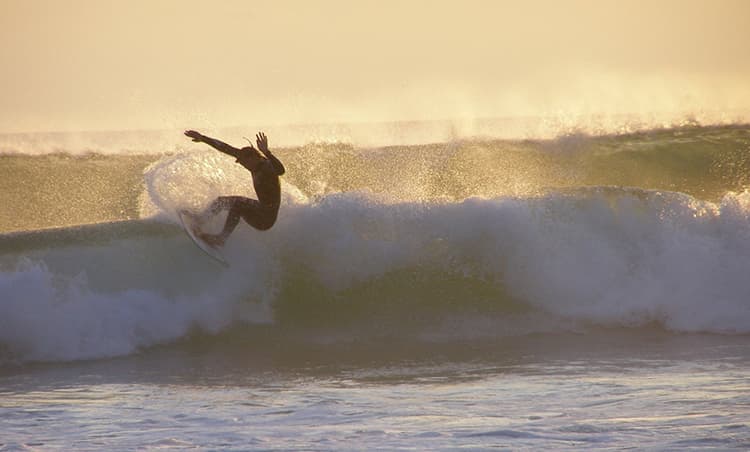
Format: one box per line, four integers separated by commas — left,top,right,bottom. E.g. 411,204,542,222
1,121,750,449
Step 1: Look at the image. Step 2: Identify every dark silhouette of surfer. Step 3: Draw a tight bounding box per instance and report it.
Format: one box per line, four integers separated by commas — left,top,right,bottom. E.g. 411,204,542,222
183,130,285,247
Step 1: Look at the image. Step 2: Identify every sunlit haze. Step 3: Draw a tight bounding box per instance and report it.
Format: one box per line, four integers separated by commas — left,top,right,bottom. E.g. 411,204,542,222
1,0,749,132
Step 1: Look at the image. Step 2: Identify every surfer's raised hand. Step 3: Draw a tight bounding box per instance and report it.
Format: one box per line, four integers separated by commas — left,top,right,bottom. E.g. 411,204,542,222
184,130,204,142
256,132,269,155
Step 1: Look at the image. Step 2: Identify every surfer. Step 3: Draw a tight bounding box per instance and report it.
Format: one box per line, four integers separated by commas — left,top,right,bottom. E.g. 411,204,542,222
183,130,285,247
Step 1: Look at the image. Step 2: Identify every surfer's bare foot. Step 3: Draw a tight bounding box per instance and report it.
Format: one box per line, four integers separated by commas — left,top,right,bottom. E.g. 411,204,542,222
198,232,225,248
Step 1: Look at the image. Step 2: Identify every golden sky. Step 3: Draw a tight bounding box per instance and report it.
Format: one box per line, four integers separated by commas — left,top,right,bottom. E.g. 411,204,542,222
1,0,749,132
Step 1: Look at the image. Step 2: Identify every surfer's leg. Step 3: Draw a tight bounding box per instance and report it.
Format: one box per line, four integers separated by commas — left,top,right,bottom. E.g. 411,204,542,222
239,205,277,231
209,196,277,232
199,196,261,246
202,196,241,218
217,199,246,239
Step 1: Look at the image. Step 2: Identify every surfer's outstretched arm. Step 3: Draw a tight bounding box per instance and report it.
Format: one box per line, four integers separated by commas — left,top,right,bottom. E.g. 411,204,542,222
256,132,285,175
184,130,240,159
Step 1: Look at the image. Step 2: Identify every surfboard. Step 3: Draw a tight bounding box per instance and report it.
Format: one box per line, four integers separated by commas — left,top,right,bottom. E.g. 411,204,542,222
178,210,228,266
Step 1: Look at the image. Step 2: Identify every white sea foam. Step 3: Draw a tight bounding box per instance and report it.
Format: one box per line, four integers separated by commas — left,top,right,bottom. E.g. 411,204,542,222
0,249,276,363
2,180,750,363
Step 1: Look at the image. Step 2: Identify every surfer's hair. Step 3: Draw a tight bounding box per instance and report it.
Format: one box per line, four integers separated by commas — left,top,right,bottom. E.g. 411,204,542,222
241,146,265,159
241,137,266,158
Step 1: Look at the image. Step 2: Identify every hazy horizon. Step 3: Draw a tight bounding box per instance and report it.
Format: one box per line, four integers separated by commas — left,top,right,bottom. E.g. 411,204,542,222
2,0,750,133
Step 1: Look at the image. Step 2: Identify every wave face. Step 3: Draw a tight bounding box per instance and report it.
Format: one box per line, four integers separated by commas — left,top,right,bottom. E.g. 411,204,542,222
2,124,750,363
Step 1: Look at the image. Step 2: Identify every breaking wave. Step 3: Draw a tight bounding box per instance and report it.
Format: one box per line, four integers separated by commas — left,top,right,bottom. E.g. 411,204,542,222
2,183,750,364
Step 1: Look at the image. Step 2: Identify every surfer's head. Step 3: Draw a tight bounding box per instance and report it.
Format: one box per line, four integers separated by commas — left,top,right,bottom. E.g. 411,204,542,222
237,146,266,170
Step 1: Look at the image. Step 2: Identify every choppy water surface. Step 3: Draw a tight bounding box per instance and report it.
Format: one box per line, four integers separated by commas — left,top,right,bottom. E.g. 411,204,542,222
2,332,749,450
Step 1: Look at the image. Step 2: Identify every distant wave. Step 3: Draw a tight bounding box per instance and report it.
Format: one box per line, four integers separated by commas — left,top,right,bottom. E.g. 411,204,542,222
1,116,748,155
